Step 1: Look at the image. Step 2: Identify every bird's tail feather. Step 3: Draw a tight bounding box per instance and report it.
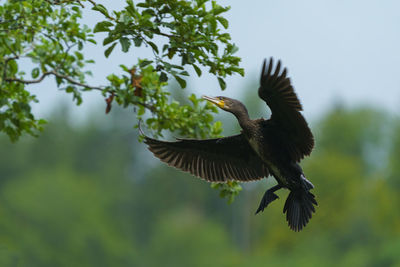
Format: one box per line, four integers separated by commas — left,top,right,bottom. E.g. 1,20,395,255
301,174,314,190
283,188,317,231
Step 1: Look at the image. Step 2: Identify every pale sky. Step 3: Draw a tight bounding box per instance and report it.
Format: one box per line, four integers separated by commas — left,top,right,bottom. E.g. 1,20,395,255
30,0,400,122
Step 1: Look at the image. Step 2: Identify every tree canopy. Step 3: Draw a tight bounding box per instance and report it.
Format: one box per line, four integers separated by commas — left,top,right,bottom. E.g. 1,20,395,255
0,0,243,141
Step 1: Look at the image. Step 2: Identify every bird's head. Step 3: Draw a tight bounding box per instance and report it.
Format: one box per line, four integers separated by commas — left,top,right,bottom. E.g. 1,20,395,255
202,95,247,116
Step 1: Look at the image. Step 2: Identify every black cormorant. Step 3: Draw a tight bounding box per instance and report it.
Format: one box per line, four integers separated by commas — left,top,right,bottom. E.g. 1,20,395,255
142,58,317,231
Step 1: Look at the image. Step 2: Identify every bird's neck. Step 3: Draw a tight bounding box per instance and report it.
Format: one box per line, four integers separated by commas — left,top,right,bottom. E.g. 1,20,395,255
233,109,253,133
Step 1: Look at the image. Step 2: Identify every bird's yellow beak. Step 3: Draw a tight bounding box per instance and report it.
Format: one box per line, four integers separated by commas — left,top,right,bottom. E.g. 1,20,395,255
202,95,225,109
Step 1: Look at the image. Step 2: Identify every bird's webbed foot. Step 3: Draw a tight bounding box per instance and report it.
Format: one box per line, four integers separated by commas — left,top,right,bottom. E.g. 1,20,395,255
255,184,282,214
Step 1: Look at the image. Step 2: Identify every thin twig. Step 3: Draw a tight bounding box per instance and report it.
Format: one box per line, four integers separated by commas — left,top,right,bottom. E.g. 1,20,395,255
75,0,85,8
132,101,156,112
56,42,76,71
86,0,97,6
155,31,174,38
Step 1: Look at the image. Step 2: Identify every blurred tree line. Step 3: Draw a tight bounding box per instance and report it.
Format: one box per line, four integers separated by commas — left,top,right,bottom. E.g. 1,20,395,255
1,100,400,267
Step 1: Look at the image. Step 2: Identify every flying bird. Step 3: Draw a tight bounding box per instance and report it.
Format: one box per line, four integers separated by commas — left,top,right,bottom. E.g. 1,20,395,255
142,58,317,231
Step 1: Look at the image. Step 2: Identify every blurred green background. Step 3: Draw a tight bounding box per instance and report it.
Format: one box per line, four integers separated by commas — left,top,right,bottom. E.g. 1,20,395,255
1,86,400,266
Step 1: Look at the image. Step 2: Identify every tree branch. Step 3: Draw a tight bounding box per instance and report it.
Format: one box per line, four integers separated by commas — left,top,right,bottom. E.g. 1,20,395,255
4,70,157,112
4,70,104,91
154,31,174,38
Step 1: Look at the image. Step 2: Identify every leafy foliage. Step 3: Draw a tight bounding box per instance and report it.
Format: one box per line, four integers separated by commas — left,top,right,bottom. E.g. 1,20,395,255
211,181,243,204
0,0,93,141
0,0,243,142
94,0,243,84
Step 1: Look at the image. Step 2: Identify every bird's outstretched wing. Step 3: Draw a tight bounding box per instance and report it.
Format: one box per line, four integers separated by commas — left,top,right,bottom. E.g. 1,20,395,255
258,58,314,162
143,134,269,182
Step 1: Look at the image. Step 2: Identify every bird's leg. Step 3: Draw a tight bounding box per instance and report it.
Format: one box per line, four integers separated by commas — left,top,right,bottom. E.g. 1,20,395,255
255,184,283,214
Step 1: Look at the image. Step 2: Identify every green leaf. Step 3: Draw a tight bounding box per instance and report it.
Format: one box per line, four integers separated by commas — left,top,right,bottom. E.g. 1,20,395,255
88,39,97,44
31,68,39,79
133,37,142,47
104,42,117,58
167,48,176,59
171,64,184,70
193,64,202,76
103,36,115,46
217,77,226,90
137,106,145,115
74,51,83,60
139,60,153,68
236,68,245,76
119,64,129,72
162,44,169,52
188,53,195,64
174,75,187,88
8,60,18,74
38,119,47,125
126,0,136,15
92,4,109,17
93,21,113,33
147,41,159,54
216,16,229,29
212,3,229,15
119,37,131,52
159,72,168,82
196,0,208,7
136,2,149,8
230,44,239,54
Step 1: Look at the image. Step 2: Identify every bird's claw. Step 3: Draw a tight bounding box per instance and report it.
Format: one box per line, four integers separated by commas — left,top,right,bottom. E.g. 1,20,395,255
255,191,279,214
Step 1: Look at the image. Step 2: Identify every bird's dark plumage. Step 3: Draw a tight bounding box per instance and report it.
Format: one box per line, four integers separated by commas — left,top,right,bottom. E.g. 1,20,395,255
142,58,317,231
144,134,269,182
259,58,314,162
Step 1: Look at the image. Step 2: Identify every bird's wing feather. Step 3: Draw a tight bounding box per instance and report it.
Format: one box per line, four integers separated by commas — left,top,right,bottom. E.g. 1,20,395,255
258,58,314,161
144,134,269,182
